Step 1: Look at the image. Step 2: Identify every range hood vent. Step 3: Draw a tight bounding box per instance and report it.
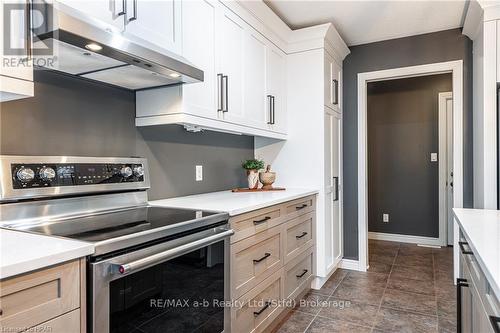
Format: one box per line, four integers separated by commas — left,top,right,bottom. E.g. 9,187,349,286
31,1,203,90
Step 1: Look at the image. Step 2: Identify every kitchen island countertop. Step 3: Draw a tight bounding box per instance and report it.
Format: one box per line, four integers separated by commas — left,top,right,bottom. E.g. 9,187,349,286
149,188,318,216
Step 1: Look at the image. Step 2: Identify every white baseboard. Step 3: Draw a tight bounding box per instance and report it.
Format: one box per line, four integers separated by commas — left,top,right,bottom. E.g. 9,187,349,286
369,231,443,246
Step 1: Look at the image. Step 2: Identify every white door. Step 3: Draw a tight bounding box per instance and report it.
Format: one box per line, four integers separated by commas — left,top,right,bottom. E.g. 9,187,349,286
324,108,342,269
57,0,125,30
216,6,245,125
439,92,454,245
324,52,341,112
266,44,287,133
181,0,217,119
124,0,182,54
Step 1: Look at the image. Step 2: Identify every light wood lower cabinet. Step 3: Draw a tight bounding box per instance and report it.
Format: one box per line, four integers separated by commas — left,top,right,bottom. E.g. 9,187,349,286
0,259,86,333
230,195,316,333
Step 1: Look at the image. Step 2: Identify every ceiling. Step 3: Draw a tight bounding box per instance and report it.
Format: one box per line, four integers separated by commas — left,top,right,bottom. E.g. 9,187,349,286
264,0,468,46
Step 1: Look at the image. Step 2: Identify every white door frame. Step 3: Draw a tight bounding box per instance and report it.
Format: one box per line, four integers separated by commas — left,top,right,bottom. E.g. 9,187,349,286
438,92,454,245
357,60,464,271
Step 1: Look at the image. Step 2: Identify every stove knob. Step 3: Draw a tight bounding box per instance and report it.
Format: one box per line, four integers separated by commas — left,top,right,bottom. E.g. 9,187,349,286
16,167,35,182
39,167,56,181
133,166,144,177
120,166,133,178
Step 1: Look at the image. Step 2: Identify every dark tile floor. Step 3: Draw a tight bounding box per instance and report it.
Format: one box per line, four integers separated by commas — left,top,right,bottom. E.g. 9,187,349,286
274,240,456,333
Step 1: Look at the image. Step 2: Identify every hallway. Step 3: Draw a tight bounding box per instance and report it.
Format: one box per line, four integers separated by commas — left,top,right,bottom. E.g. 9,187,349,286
275,240,456,333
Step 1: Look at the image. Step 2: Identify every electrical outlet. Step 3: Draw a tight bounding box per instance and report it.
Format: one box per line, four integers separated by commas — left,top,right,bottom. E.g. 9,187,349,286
195,165,203,181
383,214,389,223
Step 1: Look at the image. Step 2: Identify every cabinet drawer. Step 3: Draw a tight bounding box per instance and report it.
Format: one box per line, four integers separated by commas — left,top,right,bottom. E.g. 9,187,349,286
231,269,284,333
230,206,282,243
231,226,282,299
30,309,80,333
284,213,314,263
283,196,315,220
284,246,313,299
0,260,80,332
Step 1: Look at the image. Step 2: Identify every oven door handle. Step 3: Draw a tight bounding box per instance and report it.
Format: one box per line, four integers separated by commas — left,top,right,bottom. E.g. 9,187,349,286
114,229,234,275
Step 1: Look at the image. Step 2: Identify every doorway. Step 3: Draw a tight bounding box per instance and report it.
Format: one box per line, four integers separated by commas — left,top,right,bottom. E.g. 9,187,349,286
357,60,464,274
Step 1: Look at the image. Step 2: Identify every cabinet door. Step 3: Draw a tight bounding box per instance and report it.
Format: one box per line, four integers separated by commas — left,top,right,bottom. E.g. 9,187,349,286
324,109,342,268
124,0,181,54
324,52,341,112
266,44,287,133
57,0,125,30
241,27,267,129
216,5,245,125
181,0,217,119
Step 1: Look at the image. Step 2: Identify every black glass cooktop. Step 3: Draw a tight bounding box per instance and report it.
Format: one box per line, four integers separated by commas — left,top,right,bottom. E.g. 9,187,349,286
23,206,221,243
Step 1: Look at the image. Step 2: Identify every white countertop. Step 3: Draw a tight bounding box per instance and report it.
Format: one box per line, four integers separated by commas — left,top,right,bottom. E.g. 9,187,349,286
149,188,318,216
453,208,500,298
0,229,94,280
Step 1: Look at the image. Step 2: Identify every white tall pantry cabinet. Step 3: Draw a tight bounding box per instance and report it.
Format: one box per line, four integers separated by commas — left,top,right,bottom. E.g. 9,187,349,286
255,23,349,286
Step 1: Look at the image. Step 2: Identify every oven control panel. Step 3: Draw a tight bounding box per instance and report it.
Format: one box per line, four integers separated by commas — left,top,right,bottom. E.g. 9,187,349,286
11,163,145,189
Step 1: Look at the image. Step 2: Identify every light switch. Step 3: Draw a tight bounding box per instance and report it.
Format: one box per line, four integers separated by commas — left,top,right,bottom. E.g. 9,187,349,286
430,153,438,162
196,165,203,181
383,214,389,223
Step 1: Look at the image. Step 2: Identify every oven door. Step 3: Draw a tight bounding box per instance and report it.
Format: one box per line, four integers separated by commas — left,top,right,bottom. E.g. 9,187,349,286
89,225,233,333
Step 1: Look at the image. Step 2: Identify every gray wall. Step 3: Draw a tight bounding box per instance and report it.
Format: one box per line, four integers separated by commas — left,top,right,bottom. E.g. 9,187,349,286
343,28,473,259
368,74,452,237
0,70,254,199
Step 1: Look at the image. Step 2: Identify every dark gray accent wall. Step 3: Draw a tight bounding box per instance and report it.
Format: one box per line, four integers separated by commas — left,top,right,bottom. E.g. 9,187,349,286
368,74,452,237
343,28,473,259
0,70,253,199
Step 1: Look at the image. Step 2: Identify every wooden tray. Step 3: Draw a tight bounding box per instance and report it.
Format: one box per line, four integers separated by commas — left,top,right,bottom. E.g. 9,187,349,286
231,187,286,192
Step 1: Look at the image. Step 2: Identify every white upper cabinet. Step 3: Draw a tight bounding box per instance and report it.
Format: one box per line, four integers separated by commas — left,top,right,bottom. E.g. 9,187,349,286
242,28,268,129
181,0,217,118
266,44,287,133
123,0,182,54
57,0,125,31
216,6,245,125
324,51,341,112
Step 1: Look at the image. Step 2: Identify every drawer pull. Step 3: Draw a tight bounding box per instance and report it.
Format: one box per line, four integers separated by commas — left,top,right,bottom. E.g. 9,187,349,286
459,241,474,255
253,216,271,225
296,269,308,278
295,204,308,210
490,316,500,333
0,309,2,316
296,232,308,239
253,253,271,263
253,301,271,317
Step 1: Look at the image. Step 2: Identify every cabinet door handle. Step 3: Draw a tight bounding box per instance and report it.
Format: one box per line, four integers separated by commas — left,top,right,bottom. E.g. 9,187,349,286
116,0,126,16
267,95,273,124
222,75,228,112
333,176,339,201
295,204,308,210
217,74,223,112
296,232,308,239
253,301,270,317
253,216,271,225
458,241,474,255
128,0,137,22
457,278,469,333
296,269,308,278
253,253,271,263
332,79,339,105
272,96,276,124
490,316,500,333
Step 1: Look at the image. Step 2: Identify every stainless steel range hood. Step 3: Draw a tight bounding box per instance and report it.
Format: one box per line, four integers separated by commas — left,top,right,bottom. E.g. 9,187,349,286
31,1,203,90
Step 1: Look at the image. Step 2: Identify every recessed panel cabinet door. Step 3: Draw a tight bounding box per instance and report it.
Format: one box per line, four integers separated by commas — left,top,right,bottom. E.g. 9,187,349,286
57,0,125,31
242,28,267,129
266,45,287,133
216,6,245,125
324,109,342,268
181,0,217,119
324,52,341,112
124,0,182,55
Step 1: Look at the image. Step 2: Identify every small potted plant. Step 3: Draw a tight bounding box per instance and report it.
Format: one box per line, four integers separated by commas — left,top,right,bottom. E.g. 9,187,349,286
242,159,265,189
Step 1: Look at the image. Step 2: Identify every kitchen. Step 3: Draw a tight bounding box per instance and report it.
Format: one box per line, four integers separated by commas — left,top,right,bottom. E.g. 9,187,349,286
0,1,499,333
